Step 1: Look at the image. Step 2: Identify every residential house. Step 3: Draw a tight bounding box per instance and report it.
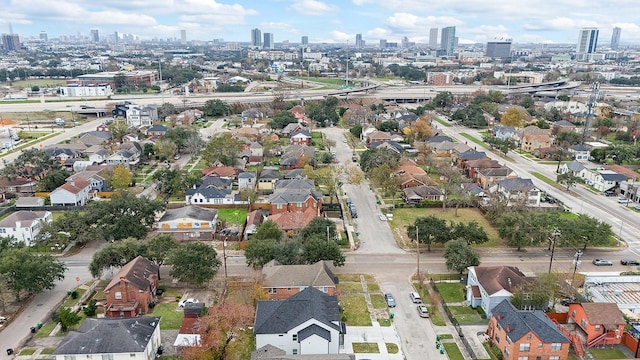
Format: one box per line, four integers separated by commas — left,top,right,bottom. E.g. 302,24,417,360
185,187,240,206
270,179,322,214
290,105,306,120
0,210,52,245
239,172,257,191
0,177,37,196
88,148,109,164
242,109,265,126
199,176,233,191
104,256,159,318
452,143,473,158
403,185,443,203
487,300,570,360
370,140,404,153
14,197,45,208
464,159,502,180
466,265,529,315
173,302,206,348
492,126,516,141
147,125,168,137
254,287,345,355
258,168,281,193
515,126,551,146
553,120,577,134
567,303,625,348
365,130,392,145
244,210,265,240
106,149,139,167
173,109,204,125
521,133,553,152
67,171,107,192
157,205,218,241
432,141,457,155
52,317,162,360
569,144,591,161
476,167,518,189
45,147,82,163
126,105,158,128
122,134,139,143
587,170,627,192
280,145,315,170
559,161,587,179
50,178,92,206
489,178,541,207
74,131,112,147
251,345,354,360
457,151,489,167
290,129,313,145
261,260,338,300
96,123,110,132
201,166,239,180
282,123,305,137
268,207,317,233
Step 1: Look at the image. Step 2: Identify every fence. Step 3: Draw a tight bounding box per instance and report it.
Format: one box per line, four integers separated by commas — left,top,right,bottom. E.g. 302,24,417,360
431,279,478,360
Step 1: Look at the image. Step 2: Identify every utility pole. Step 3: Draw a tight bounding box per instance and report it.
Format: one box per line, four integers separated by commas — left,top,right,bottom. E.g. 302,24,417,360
548,228,561,273
581,82,600,144
572,250,583,286
416,226,420,279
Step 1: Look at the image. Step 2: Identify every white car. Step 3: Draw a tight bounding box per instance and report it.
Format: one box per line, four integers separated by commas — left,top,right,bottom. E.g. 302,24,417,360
378,214,387,221
178,298,199,308
618,197,631,204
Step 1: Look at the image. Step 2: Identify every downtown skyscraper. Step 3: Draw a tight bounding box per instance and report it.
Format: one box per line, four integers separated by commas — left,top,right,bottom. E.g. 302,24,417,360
576,28,599,61
429,28,438,49
440,26,456,56
251,28,262,48
263,32,274,49
611,27,621,49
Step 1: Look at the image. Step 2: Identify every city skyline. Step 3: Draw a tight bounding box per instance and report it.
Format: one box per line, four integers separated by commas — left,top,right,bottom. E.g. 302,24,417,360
0,0,639,45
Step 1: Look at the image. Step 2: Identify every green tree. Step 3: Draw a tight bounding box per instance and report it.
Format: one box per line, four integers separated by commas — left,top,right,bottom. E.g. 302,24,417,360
146,235,181,266
451,221,489,245
407,216,452,251
444,239,480,274
163,126,202,152
202,132,244,166
555,131,582,146
359,148,400,173
0,248,66,300
377,120,399,132
299,217,337,241
87,192,164,241
203,99,230,117
1,148,59,180
511,272,560,310
451,104,487,128
496,212,529,250
58,307,82,332
302,238,345,267
169,242,221,287
107,121,129,143
253,220,284,241
110,164,132,190
519,95,535,109
350,124,363,138
39,168,70,191
431,91,454,108
557,172,579,191
89,238,147,278
269,110,298,129
245,239,277,268
155,138,179,160
158,102,178,119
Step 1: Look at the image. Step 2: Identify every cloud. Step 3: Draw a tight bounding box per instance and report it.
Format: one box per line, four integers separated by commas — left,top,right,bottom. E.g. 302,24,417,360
289,0,338,16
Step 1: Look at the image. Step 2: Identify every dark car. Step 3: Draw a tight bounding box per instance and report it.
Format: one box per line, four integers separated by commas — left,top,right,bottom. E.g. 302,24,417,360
560,297,575,306
384,293,396,308
604,190,617,197
621,259,640,266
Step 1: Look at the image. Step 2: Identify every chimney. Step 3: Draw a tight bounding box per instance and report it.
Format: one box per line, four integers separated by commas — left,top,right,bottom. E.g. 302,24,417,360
119,277,128,302
507,277,512,289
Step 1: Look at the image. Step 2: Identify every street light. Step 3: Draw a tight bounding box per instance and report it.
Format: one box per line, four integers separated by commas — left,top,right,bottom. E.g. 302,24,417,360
548,228,561,273
222,236,228,289
416,226,420,279
572,250,583,285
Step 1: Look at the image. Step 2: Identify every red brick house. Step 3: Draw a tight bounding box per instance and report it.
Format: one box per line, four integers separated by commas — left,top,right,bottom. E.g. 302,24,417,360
104,256,159,318
567,303,625,348
261,260,338,300
267,207,317,233
290,129,312,145
488,300,570,360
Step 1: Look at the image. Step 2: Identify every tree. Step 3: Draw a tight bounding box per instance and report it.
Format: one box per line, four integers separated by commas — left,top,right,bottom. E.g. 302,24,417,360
377,120,399,132
302,238,345,267
511,272,560,310
451,221,489,245
269,110,297,129
444,239,480,274
58,307,82,332
519,95,535,109
1,148,59,180
350,124,363,138
146,235,181,266
411,118,434,142
164,126,202,152
203,99,230,117
407,216,452,251
299,217,337,242
451,104,487,128
431,91,454,108
484,135,517,156
0,248,66,300
39,168,70,191
557,172,579,191
359,148,400,173
158,102,178,120
89,238,147,278
500,107,529,127
182,302,255,360
169,242,221,286
87,192,164,241
107,121,129,143
555,131,582,146
244,239,277,268
155,138,178,160
202,133,244,166
253,220,283,241
110,164,132,190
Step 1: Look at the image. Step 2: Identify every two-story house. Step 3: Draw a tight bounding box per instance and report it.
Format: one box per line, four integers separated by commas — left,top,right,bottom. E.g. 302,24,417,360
261,260,338,300
466,265,529,315
104,256,160,318
290,129,312,145
488,300,570,360
254,287,345,355
567,303,625,348
476,167,518,189
126,105,158,128
67,171,107,192
50,179,92,206
489,178,541,207
0,210,52,245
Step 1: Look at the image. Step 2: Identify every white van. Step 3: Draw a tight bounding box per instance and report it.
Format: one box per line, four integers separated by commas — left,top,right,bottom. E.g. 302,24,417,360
410,292,422,304
55,118,65,126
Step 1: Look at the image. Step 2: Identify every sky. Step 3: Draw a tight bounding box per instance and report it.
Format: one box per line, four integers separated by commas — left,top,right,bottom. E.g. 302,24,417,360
1,0,640,46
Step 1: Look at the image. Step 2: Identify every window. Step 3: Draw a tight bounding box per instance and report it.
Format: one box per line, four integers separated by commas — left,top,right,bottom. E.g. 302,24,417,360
549,357,560,360
268,288,277,294
519,343,530,352
526,334,532,340
287,287,292,291
115,292,122,299
101,355,114,360
517,357,528,360
129,355,136,358
581,319,587,328
292,334,297,341
595,325,601,331
551,343,562,351
0,229,5,233
292,349,298,355
277,204,283,210
572,310,576,317
495,335,500,343
538,344,543,348
297,202,302,207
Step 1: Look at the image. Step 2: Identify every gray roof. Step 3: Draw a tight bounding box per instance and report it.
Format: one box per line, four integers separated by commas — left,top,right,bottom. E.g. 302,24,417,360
553,120,576,128
262,260,337,288
479,167,514,177
403,185,442,199
14,197,45,207
427,135,453,144
497,178,535,192
254,287,340,335
186,187,232,199
494,126,516,134
82,131,113,139
492,300,569,344
0,210,49,228
158,205,217,222
283,169,306,179
269,191,319,204
459,151,487,160
600,173,627,182
275,178,315,191
52,317,160,355
298,323,331,342
291,129,312,138
260,169,281,180
569,144,589,152
251,345,355,360
200,176,232,189
148,125,168,132
565,161,585,173
239,172,256,179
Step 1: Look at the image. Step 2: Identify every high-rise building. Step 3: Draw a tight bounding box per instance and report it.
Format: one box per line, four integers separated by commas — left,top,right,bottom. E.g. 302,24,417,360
356,33,364,48
611,27,621,50
90,29,99,43
113,31,119,43
401,36,409,48
576,28,599,61
301,36,308,45
180,30,186,44
379,39,387,48
263,32,274,49
440,26,456,56
429,28,438,48
251,28,262,48
1,34,20,51
39,31,48,42
486,40,512,59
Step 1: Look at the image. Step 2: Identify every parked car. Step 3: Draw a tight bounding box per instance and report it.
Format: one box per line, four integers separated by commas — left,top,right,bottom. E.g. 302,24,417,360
635,204,640,211
174,154,181,160
417,304,429,318
178,298,199,308
410,292,422,304
592,259,613,266
618,197,631,204
621,259,640,266
378,214,387,221
384,293,396,308
604,190,617,197
560,297,576,306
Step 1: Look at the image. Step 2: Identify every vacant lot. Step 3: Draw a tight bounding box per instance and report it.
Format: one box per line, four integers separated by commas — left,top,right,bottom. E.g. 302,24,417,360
389,208,501,248
435,283,465,303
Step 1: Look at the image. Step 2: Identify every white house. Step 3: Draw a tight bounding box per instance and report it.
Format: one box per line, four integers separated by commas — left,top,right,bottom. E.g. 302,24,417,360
0,210,52,245
238,172,256,191
489,178,540,207
589,170,627,192
466,266,529,315
185,188,243,205
52,317,162,360
568,144,591,161
126,105,158,128
106,149,139,167
254,287,345,355
50,179,92,206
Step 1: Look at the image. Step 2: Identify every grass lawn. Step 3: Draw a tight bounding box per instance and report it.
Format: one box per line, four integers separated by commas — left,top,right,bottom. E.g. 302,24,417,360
370,294,386,309
436,283,465,303
460,133,485,147
337,282,363,292
386,343,399,354
35,321,59,338
19,348,36,355
588,348,629,359
438,334,454,340
434,117,452,128
377,318,392,326
448,306,486,324
443,343,465,360
40,348,56,355
62,288,86,308
294,77,345,86
227,328,255,360
338,274,374,282
340,293,371,326
145,302,184,330
12,79,68,88
216,209,248,227
389,207,501,247
367,283,380,292
352,342,380,353
531,171,566,191
429,305,447,326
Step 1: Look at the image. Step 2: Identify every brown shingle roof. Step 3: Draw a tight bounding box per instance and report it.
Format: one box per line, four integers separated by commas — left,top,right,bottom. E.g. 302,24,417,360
579,303,625,329
59,178,91,194
474,266,528,295
105,256,159,293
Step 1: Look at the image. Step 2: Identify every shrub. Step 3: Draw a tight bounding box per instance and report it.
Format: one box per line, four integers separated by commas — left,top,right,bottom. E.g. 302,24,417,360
83,300,97,317
70,290,79,300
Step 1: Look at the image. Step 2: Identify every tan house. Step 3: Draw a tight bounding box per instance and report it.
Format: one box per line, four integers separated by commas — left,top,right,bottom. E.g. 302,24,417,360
476,167,518,189
261,260,338,300
104,256,159,318
521,133,553,152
